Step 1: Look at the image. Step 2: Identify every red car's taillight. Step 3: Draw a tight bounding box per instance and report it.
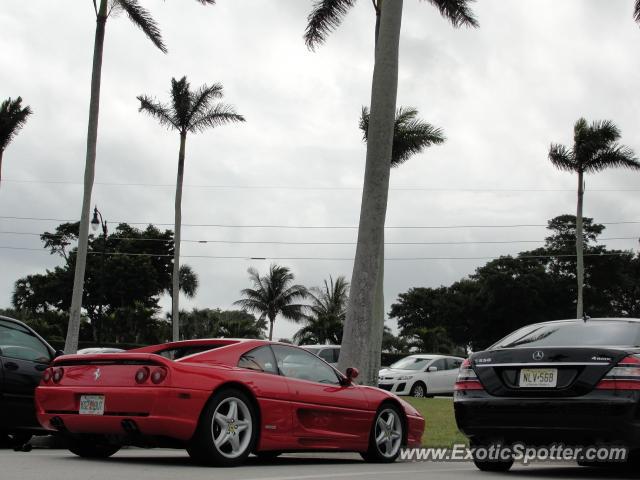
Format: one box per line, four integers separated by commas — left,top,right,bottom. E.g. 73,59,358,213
455,359,484,391
52,367,64,383
150,367,167,384
135,367,150,384
42,368,52,383
596,355,640,391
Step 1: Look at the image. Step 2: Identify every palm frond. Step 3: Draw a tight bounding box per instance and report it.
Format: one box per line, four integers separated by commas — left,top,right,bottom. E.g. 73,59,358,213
304,0,357,51
548,144,576,172
188,104,245,133
187,83,224,124
585,145,640,173
588,119,620,144
360,105,445,167
635,0,640,24
116,0,167,53
194,0,216,4
136,95,177,130
0,97,33,151
422,0,479,28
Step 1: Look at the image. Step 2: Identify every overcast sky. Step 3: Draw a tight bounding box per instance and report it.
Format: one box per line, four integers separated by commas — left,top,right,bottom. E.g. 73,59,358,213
1,0,639,341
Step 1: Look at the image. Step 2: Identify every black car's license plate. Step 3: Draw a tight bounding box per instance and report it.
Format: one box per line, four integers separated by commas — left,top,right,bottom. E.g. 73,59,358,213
519,368,557,388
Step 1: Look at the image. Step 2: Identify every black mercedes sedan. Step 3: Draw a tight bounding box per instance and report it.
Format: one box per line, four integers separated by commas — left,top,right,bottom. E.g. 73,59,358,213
455,318,640,471
0,315,57,447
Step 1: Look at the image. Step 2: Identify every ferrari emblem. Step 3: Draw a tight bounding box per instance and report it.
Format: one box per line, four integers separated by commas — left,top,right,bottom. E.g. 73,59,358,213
94,368,101,381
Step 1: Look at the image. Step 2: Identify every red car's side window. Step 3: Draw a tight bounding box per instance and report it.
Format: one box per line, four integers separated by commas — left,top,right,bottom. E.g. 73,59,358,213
238,346,278,374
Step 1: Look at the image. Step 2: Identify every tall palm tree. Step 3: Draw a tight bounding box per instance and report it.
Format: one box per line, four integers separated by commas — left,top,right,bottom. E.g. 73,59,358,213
234,264,308,341
305,0,477,385
138,76,244,341
294,276,349,345
66,0,215,354
0,97,33,186
360,106,445,376
635,0,640,24
549,118,639,318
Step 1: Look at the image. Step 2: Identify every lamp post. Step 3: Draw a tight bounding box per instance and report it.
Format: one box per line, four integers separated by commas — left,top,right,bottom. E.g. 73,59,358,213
91,206,107,345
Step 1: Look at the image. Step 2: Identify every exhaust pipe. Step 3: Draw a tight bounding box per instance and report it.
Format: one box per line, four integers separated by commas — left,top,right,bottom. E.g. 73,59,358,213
121,419,140,435
50,416,66,432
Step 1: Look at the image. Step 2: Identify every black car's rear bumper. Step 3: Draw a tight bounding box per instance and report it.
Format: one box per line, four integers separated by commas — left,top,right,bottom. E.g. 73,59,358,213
454,390,640,447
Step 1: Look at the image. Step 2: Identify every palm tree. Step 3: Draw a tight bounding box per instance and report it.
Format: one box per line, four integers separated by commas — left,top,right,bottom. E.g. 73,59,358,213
294,276,349,345
359,106,445,375
66,0,215,354
635,0,640,24
0,97,33,186
234,264,308,341
549,118,639,318
138,76,245,341
305,0,477,385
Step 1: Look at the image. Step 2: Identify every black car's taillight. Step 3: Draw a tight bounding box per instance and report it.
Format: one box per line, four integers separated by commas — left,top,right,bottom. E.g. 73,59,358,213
596,355,640,391
455,359,484,391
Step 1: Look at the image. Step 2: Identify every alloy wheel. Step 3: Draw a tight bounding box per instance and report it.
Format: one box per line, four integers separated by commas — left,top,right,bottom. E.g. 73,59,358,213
374,408,403,458
210,397,253,459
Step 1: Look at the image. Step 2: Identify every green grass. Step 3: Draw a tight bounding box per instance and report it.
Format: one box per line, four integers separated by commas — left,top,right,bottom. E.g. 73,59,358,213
405,397,468,447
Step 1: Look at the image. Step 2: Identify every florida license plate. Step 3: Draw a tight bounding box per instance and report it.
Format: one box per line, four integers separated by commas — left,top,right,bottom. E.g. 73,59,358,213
79,395,105,415
519,368,557,388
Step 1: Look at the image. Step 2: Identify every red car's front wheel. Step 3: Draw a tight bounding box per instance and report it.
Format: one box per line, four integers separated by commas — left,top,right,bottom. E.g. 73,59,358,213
361,405,404,463
188,388,257,467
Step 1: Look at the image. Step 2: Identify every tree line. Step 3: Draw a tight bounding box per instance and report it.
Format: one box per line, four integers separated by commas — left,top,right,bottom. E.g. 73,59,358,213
389,215,640,352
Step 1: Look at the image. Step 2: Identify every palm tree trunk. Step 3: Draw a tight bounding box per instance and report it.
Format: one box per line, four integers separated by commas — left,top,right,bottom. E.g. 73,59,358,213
65,0,108,354
172,132,187,341
576,171,585,318
338,0,402,385
371,234,384,375
268,315,275,341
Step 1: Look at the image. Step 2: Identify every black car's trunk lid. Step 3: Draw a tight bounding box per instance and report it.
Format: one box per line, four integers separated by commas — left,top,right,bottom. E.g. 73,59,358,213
471,347,631,397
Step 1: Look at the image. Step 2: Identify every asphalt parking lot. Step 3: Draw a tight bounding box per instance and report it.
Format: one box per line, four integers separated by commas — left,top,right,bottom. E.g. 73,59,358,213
2,449,636,480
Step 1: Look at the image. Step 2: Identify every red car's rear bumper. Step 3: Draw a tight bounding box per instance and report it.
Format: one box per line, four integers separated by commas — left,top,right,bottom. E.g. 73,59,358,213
35,386,210,441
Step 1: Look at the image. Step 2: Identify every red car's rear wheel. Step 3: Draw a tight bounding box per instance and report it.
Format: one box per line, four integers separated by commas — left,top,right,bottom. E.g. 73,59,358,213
188,388,257,467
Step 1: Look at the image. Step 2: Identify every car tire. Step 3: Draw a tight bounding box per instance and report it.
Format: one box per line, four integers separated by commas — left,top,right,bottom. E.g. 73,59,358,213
0,432,32,449
470,440,513,472
188,388,257,467
409,382,427,398
254,451,281,461
360,404,404,463
67,435,121,458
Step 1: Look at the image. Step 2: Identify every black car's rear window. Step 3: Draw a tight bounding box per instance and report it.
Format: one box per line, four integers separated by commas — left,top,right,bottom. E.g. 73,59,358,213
493,321,640,349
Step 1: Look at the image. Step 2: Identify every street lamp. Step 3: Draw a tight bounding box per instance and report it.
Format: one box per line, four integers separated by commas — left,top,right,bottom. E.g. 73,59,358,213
91,206,108,345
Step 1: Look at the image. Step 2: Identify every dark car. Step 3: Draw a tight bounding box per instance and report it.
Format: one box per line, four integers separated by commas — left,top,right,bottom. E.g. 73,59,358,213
454,318,640,471
0,316,57,446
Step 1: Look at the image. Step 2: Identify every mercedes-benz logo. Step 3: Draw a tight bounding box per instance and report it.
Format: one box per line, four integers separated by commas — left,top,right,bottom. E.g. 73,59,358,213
94,368,101,381
532,351,544,361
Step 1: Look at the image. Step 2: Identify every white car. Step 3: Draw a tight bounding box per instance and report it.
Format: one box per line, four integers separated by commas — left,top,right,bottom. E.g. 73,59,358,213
378,354,465,397
301,344,340,367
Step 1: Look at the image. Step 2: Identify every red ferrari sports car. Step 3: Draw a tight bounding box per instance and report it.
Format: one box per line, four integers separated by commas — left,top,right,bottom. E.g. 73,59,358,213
35,339,424,466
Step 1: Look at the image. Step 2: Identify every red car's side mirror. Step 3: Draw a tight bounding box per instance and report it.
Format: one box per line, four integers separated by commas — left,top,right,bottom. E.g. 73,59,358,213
345,367,359,383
